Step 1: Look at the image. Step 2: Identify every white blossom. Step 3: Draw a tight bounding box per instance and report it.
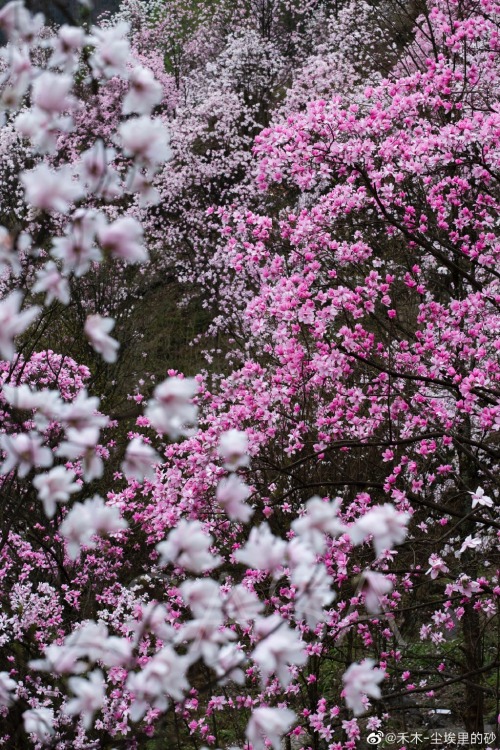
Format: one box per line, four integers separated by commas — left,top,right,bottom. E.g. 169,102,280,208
218,429,250,470
348,504,410,557
123,66,163,115
33,466,81,518
0,291,40,360
342,659,385,716
216,474,253,522
246,707,296,750
84,314,119,364
157,519,221,572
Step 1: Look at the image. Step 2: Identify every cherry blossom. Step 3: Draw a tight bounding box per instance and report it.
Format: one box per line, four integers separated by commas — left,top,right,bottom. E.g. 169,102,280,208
97,216,147,264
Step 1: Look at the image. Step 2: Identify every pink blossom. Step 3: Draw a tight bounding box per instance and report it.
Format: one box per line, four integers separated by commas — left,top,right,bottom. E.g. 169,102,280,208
33,262,70,306
469,486,494,509
59,495,128,559
23,708,55,741
360,571,393,613
0,672,17,707
89,22,130,79
252,614,307,686
426,554,449,579
32,72,74,114
235,523,287,576
291,495,345,552
126,647,190,721
57,427,103,482
145,376,198,439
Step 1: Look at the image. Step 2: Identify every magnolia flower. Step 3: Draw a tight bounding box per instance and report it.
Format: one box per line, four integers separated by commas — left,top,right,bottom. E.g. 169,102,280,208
360,571,393,613
224,584,263,625
0,226,20,275
0,291,40,360
58,389,108,431
126,647,189,721
0,1,43,44
246,707,296,750
342,659,385,716
293,562,336,627
121,437,160,481
458,535,482,556
59,496,128,559
292,496,345,552
469,486,494,509
97,216,147,264
118,116,172,166
213,643,245,685
145,376,198,439
157,519,220,572
57,427,103,482
89,22,130,78
64,670,105,730
2,383,42,411
32,72,74,114
252,615,307,686
21,164,83,213
84,314,119,364
33,262,70,306
123,66,163,115
0,432,52,478
218,429,250,470
216,474,253,522
348,504,410,557
426,554,449,579
51,218,102,277
180,578,221,619
33,466,80,518
49,25,86,71
235,523,287,576
79,143,115,191
23,708,55,740
0,672,16,707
